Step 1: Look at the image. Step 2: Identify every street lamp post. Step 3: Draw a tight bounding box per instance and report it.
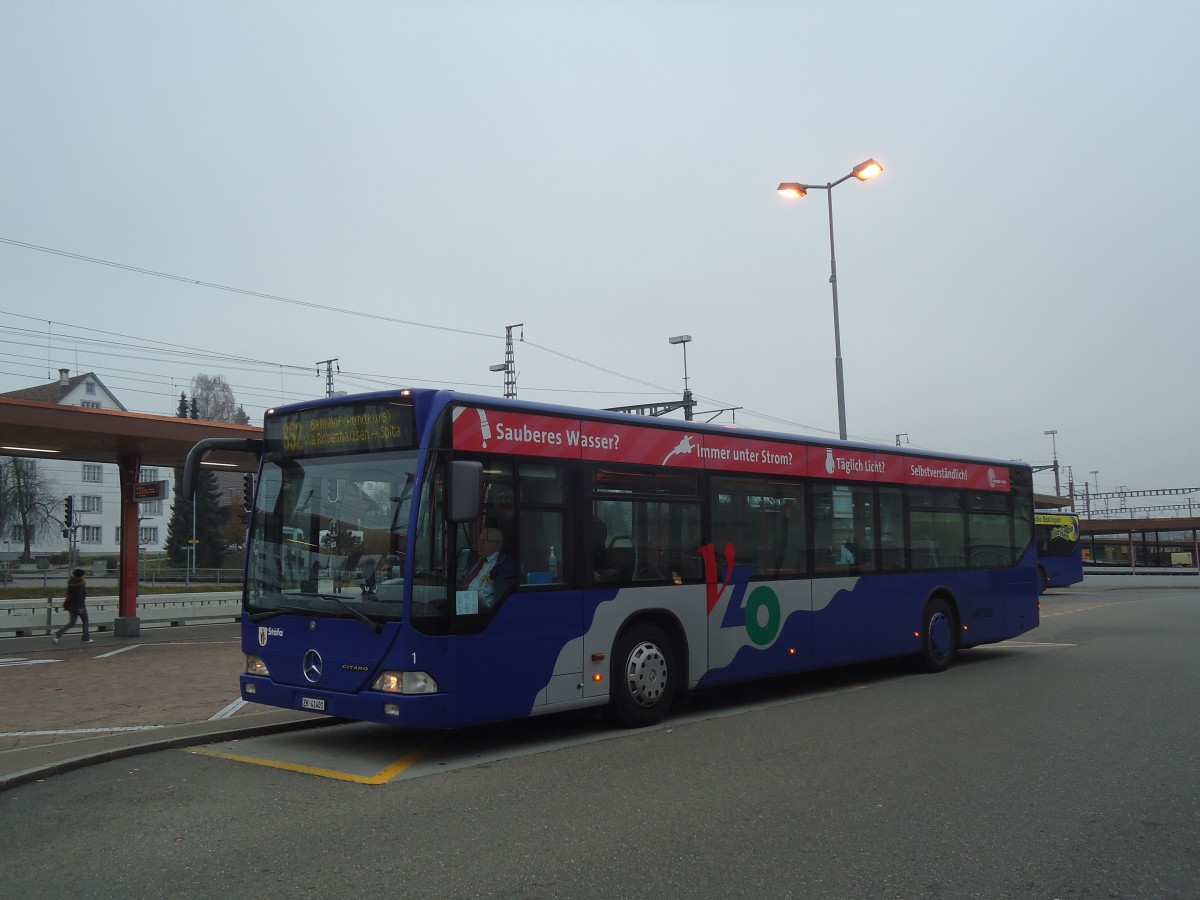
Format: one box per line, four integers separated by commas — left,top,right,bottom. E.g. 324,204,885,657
668,335,694,421
778,158,883,441
489,323,523,399
1044,429,1061,496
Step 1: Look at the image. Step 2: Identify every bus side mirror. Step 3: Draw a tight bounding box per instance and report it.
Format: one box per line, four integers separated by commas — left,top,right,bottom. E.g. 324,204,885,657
448,461,483,523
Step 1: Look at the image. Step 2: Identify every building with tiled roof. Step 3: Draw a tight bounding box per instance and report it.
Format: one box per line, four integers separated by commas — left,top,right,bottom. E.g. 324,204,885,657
0,368,127,411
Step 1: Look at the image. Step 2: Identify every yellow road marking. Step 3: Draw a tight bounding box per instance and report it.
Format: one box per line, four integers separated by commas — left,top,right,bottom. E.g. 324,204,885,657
186,736,443,785
1041,600,1126,618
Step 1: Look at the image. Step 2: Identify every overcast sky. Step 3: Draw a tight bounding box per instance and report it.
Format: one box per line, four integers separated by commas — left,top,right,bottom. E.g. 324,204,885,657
2,1,1197,507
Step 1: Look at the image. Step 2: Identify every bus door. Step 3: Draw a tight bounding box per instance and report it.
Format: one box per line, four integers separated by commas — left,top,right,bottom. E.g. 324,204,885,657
705,477,814,683
440,458,584,721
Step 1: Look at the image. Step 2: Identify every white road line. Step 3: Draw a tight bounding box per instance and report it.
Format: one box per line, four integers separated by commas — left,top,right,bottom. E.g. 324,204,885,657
209,698,248,720
0,658,60,667
96,645,140,658
0,725,166,737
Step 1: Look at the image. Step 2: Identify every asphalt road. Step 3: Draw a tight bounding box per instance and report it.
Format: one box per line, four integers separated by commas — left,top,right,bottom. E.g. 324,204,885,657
2,586,1197,899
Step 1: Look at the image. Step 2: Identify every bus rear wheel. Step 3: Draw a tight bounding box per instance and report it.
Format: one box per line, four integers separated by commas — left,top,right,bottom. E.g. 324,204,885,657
605,623,677,728
918,597,958,673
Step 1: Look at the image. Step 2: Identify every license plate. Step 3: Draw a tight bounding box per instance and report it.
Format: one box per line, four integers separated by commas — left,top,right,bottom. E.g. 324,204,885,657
301,697,326,711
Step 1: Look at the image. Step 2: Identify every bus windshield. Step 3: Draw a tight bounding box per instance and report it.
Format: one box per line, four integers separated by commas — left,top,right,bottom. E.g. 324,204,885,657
247,450,419,624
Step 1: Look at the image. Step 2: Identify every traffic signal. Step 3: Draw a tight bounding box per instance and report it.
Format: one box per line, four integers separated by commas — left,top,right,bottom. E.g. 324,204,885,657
242,473,254,512
64,496,74,528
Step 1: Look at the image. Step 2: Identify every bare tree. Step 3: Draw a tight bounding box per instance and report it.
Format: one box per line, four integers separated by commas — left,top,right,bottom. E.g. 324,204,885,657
0,462,12,550
189,373,240,423
0,457,57,562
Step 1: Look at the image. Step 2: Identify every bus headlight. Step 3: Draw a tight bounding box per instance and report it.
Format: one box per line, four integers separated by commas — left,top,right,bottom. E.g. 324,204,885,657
372,671,438,694
245,655,270,676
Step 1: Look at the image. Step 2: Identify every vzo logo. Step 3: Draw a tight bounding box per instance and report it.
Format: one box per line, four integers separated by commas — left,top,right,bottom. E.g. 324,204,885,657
699,543,782,648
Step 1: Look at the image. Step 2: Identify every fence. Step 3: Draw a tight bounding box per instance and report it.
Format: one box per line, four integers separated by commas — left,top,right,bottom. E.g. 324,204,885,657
0,592,242,637
0,565,244,588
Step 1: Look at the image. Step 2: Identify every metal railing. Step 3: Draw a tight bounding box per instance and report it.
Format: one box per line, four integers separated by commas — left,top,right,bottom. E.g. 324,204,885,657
0,591,242,637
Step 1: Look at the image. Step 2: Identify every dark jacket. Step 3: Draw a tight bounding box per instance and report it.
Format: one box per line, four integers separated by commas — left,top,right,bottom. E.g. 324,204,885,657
65,574,87,611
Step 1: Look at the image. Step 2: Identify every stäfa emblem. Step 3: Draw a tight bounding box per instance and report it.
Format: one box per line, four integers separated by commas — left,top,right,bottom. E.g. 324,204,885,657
258,626,267,647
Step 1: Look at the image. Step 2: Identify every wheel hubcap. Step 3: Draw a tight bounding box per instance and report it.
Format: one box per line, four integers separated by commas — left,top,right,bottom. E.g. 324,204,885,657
928,611,952,659
624,641,668,708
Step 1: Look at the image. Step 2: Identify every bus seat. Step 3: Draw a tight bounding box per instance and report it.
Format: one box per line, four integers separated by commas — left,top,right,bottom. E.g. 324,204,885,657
607,536,636,582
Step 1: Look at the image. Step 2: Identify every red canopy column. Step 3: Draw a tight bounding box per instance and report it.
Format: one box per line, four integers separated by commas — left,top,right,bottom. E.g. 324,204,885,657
115,452,142,637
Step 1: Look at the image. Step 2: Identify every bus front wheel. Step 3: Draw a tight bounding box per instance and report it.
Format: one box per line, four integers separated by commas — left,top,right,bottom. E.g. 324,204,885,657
605,623,677,728
918,597,958,673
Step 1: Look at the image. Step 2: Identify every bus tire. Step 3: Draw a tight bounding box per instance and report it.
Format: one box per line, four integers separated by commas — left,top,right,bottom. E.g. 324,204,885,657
918,596,957,673
605,622,677,728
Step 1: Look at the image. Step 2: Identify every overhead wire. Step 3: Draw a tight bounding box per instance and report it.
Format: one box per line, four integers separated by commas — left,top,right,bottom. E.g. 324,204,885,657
1,238,880,442
0,237,497,341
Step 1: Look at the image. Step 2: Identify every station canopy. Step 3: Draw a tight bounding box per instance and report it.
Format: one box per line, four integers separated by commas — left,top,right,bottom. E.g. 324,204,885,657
0,397,259,469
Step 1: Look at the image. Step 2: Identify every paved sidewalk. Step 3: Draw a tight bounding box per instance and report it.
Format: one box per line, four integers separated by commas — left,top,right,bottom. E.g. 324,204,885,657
0,622,326,790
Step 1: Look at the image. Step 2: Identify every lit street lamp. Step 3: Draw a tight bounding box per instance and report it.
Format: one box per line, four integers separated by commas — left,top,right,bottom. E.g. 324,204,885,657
778,158,883,440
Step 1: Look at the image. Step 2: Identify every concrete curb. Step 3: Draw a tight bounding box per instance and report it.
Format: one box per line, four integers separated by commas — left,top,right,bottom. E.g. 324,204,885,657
0,710,337,792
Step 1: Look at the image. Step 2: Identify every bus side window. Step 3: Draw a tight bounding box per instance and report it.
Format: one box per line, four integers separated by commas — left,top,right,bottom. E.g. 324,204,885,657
517,462,567,585
711,474,806,580
811,482,876,574
878,487,904,570
520,509,564,584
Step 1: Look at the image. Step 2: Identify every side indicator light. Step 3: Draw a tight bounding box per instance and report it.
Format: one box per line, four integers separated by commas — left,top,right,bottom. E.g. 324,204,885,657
592,673,603,682
591,652,606,661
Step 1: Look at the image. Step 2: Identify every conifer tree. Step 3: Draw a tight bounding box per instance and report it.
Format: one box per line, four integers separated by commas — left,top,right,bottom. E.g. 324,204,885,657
165,395,192,566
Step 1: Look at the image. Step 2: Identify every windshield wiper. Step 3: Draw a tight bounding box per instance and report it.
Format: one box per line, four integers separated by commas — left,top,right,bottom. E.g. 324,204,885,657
249,598,384,633
321,593,384,634
248,604,313,623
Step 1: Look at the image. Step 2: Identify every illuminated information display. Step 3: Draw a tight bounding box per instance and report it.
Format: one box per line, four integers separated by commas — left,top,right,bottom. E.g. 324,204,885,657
133,479,169,501
267,401,416,458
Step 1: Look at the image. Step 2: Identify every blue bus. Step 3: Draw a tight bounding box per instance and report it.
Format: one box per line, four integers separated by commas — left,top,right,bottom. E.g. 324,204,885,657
184,389,1039,729
1034,512,1083,591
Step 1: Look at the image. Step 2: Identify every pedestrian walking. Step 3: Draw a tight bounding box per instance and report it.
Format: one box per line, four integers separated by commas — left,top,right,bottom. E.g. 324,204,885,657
54,567,92,644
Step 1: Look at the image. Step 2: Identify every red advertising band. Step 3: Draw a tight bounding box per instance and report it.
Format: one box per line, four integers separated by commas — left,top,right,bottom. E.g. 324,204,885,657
451,406,1010,492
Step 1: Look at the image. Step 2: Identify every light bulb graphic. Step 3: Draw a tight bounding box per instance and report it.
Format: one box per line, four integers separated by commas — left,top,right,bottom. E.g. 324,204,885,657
825,448,835,475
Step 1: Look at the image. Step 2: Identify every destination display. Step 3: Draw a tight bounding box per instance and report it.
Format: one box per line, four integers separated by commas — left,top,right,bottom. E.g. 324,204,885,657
267,400,415,458
452,406,1011,491
1035,513,1079,539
